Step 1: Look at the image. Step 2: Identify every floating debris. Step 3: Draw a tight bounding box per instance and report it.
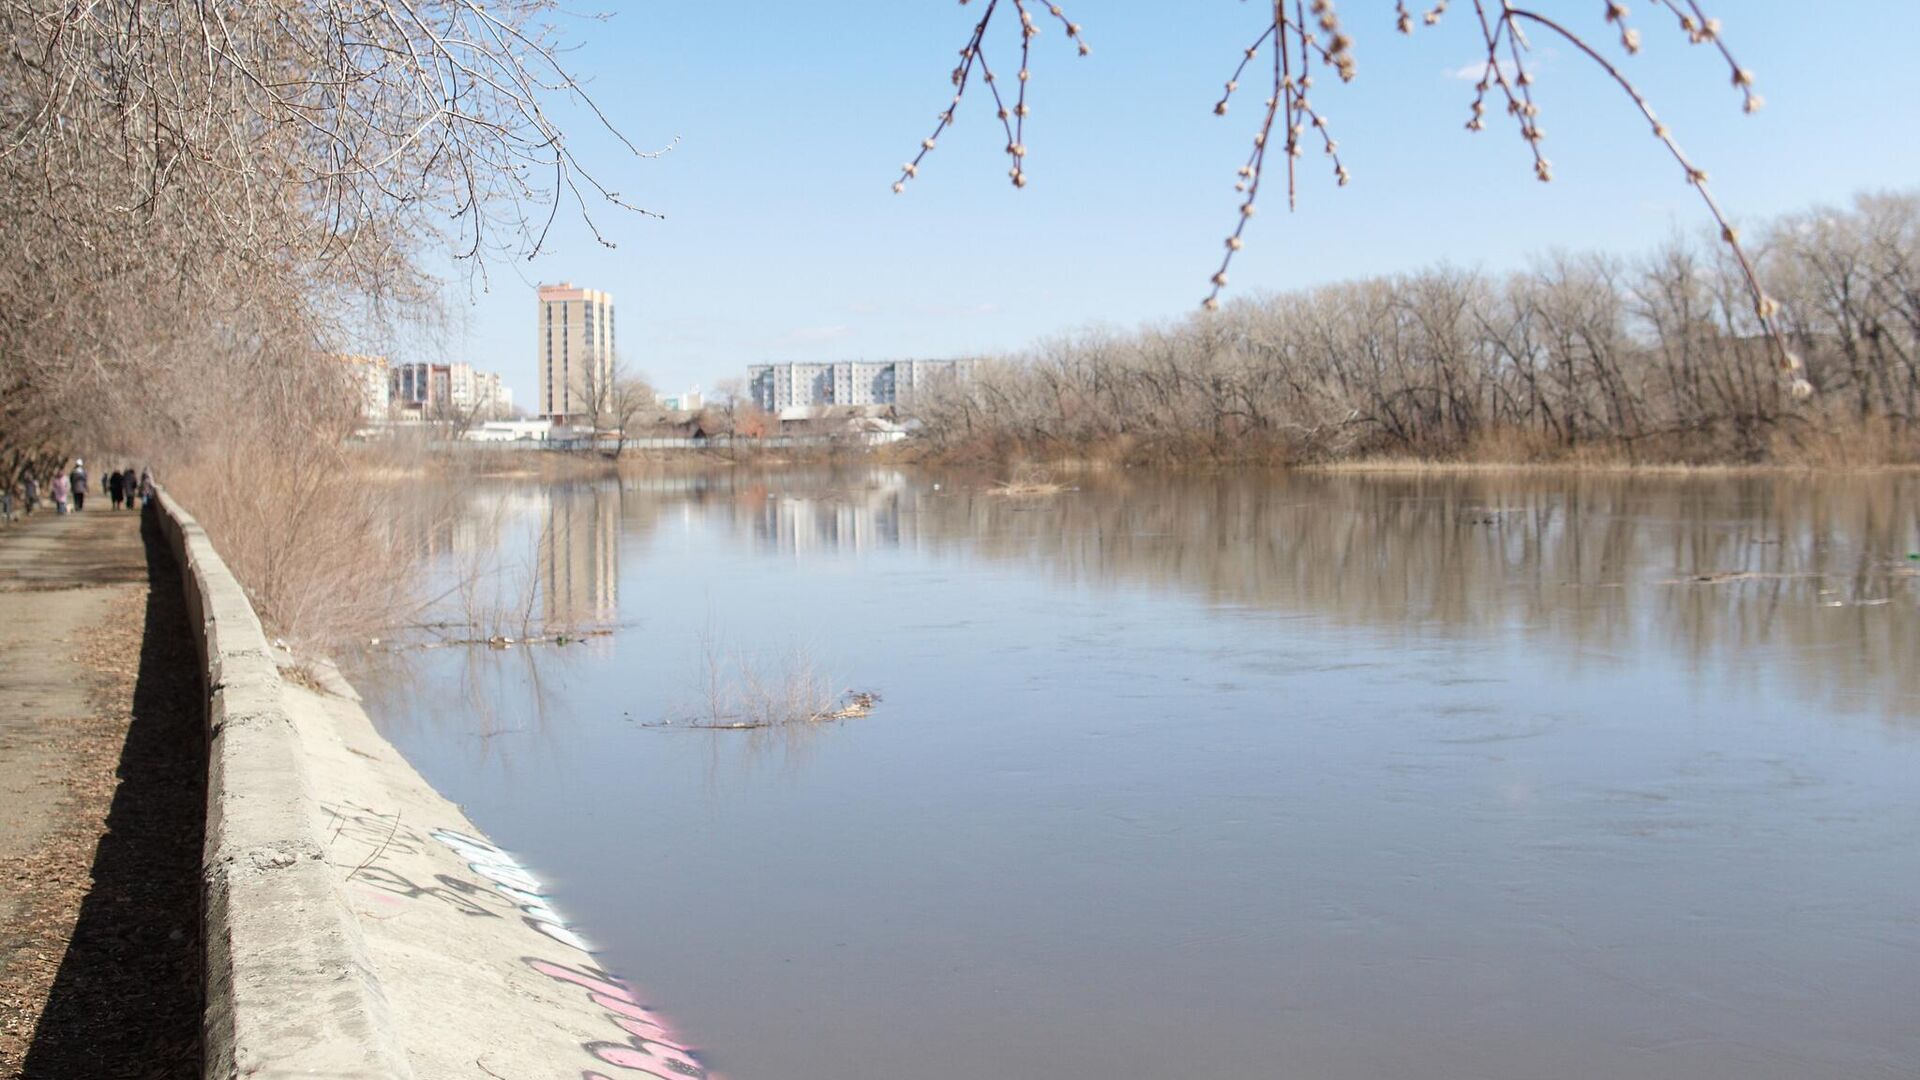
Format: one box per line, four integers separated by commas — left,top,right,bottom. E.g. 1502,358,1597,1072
820,690,880,721
650,690,883,731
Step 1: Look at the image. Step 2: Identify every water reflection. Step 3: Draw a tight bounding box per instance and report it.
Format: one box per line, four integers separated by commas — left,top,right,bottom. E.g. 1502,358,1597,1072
595,468,1919,720
748,473,912,557
374,468,1920,742
537,483,621,627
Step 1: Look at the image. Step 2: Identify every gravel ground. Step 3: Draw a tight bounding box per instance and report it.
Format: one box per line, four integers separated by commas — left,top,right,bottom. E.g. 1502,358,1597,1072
0,509,204,1078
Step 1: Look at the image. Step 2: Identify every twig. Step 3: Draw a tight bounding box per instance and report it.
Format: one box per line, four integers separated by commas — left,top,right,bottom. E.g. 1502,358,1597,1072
345,811,403,882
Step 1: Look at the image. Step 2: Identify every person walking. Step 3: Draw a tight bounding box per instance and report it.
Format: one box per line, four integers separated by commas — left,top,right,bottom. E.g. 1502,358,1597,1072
107,467,125,509
51,471,70,514
138,468,155,509
69,460,88,511
122,467,139,509
22,475,36,515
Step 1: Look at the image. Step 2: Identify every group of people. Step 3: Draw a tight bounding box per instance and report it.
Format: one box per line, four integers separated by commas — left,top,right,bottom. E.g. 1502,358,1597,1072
1,460,153,521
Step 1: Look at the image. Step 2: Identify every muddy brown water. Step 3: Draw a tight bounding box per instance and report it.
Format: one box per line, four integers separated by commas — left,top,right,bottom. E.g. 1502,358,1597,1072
354,469,1920,1080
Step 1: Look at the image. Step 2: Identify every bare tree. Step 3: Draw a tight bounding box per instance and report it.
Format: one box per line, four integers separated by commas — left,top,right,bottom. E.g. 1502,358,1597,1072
0,0,661,486
576,361,613,440
0,0,667,644
909,193,1920,467
709,377,746,440
607,361,658,459
428,397,488,442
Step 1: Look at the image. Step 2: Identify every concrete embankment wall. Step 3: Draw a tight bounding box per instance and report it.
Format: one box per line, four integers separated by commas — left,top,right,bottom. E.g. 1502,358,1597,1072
154,489,414,1079
155,488,710,1079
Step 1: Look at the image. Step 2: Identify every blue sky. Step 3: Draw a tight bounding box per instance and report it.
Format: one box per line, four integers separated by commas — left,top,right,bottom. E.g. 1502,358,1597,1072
418,2,1920,406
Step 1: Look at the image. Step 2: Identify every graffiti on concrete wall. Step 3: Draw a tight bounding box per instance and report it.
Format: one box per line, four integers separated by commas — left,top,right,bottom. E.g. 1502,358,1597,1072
323,800,425,855
326,803,520,919
428,829,713,1080
352,863,515,918
324,800,714,1076
432,828,595,951
528,957,710,1079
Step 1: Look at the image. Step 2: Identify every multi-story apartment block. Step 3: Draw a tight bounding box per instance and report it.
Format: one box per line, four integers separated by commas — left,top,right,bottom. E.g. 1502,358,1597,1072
338,354,390,421
389,360,515,420
391,361,440,411
448,362,477,411
476,372,512,418
745,359,974,412
537,282,616,424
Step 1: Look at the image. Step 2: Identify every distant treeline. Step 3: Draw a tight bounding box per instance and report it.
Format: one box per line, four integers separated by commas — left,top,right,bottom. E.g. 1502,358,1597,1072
912,192,1920,466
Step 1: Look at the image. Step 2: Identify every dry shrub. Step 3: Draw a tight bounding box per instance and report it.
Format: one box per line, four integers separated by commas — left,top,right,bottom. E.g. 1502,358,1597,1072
686,631,874,730
697,640,833,729
165,436,441,651
157,357,467,650
1460,426,1576,465
989,464,1068,497
1770,414,1920,469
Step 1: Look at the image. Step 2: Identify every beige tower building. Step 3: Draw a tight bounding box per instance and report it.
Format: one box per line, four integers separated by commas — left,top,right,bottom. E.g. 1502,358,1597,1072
536,282,616,424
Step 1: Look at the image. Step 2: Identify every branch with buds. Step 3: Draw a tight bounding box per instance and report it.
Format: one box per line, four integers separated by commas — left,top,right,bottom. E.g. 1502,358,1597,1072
1203,1,1355,312
901,1,1805,397
1435,1,1803,395
895,0,1089,196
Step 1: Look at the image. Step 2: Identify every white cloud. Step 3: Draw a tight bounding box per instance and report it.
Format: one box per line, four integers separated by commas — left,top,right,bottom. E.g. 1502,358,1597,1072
843,300,1002,319
777,324,853,345
916,302,1001,319
1446,58,1520,83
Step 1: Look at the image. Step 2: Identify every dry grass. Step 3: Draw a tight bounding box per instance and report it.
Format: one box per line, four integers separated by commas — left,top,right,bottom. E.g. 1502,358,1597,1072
277,662,332,695
986,464,1070,497
1303,458,1916,476
672,630,876,730
1768,414,1920,469
165,438,455,651
1309,424,1920,475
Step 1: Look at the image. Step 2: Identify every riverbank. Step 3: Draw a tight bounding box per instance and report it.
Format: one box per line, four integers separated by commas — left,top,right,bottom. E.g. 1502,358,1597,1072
896,424,1920,473
279,660,711,1078
149,488,706,1078
883,456,1920,495
1303,457,1920,475
0,496,708,1078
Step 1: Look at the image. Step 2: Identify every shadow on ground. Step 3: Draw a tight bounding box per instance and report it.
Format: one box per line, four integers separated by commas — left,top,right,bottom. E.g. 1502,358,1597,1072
20,510,204,1078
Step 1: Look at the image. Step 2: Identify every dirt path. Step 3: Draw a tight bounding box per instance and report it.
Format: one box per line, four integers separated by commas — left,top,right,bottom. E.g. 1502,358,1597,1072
0,507,205,1077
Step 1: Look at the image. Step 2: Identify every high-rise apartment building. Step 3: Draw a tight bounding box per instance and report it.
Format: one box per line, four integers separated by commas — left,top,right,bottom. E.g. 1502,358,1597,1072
746,359,975,412
537,283,616,424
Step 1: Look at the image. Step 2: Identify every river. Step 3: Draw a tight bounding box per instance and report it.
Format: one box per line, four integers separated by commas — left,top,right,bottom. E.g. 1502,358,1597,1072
351,467,1920,1080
